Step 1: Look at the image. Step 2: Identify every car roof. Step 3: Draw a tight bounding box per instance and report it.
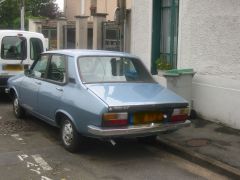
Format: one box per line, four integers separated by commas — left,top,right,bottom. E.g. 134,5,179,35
0,30,44,37
44,49,139,59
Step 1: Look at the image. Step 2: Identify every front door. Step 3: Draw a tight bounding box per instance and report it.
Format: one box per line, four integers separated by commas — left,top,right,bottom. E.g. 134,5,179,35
20,54,49,112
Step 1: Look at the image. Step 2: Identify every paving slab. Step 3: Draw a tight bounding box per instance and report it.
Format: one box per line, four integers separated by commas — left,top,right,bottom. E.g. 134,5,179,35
157,118,240,179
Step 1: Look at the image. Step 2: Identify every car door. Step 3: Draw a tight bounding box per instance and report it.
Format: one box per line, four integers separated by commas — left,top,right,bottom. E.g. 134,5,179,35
19,54,49,112
37,54,67,122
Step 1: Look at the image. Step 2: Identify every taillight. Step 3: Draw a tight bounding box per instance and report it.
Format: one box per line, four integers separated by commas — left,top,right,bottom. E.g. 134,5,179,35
171,108,189,123
102,112,128,127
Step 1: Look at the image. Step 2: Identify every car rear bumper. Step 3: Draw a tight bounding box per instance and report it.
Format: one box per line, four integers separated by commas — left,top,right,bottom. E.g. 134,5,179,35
88,120,191,137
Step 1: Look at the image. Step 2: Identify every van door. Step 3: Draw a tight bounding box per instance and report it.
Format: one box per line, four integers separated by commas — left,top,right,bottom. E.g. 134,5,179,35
1,36,27,71
0,33,45,91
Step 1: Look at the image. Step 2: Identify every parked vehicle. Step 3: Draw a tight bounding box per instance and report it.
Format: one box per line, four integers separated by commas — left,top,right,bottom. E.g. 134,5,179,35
0,30,47,92
7,49,190,152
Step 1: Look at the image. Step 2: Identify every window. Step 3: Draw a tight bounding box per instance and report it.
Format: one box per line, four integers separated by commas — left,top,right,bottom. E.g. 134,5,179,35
30,38,44,61
47,55,66,82
78,56,154,83
31,55,49,78
152,0,179,73
160,0,179,68
42,28,57,50
1,36,27,60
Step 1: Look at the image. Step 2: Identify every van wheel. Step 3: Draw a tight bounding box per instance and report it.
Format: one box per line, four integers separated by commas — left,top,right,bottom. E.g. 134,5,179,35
13,95,25,119
61,118,81,153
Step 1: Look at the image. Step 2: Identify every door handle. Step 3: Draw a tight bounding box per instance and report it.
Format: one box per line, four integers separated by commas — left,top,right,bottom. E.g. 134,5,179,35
35,81,41,85
56,87,63,92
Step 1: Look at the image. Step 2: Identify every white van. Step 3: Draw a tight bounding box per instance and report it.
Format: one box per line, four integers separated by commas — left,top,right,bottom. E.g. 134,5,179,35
0,30,47,92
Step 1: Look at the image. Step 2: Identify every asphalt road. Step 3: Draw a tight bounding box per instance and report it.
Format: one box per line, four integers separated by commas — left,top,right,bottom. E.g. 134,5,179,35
0,93,228,180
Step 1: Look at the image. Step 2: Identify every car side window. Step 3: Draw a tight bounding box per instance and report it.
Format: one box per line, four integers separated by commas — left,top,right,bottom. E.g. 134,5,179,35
31,55,49,78
47,55,66,83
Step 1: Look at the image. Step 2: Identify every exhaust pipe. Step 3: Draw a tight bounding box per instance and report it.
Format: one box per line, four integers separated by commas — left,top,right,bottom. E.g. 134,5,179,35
110,139,116,146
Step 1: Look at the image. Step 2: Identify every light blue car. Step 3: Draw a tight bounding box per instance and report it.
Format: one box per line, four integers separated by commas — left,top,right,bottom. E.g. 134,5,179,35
7,50,190,152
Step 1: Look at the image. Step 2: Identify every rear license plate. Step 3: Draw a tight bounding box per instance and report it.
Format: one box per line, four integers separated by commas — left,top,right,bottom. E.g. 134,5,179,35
133,112,164,125
3,65,23,71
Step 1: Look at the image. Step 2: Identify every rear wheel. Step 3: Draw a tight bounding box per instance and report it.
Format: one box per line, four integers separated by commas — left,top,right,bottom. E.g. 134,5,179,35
61,118,82,153
13,94,25,119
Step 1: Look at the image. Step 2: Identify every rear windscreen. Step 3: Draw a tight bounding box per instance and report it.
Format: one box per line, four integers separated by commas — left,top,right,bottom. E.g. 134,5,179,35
1,36,27,60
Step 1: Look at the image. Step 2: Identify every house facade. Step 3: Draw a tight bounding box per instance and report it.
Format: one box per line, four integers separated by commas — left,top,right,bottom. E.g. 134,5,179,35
64,0,131,21
30,0,131,50
130,0,240,129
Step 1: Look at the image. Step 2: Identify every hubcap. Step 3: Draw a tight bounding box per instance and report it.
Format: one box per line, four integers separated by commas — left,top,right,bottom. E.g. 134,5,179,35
13,98,19,115
62,121,74,146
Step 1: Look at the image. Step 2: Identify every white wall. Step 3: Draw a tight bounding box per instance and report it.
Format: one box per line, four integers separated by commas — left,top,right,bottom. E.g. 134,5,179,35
178,0,240,129
130,0,153,71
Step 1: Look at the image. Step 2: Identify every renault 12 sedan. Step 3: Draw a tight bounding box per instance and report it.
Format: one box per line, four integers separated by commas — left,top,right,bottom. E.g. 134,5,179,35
7,50,191,152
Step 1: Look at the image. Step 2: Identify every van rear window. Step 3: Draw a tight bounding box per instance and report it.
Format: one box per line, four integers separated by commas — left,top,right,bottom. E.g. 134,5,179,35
30,38,44,61
1,36,27,60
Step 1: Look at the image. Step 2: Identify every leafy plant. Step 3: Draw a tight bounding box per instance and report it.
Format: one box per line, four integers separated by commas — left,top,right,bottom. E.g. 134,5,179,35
155,55,172,70
0,0,60,29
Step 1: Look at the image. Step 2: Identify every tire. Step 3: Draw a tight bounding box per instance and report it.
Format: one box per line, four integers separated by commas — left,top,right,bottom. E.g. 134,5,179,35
61,118,82,153
13,94,25,119
137,135,157,144
190,109,197,119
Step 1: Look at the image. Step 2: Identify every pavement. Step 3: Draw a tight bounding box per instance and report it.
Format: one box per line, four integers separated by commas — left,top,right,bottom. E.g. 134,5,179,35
157,118,240,179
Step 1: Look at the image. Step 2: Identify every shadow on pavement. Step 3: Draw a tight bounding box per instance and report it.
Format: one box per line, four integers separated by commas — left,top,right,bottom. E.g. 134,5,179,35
0,92,11,104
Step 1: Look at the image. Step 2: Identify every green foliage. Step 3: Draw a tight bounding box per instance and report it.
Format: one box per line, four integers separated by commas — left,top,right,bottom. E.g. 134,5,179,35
0,0,19,29
26,0,60,19
0,0,60,29
155,55,172,70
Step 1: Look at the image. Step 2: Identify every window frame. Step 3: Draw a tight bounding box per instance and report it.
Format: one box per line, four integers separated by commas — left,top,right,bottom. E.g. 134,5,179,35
28,53,68,86
77,55,156,84
30,37,44,61
1,36,27,60
45,54,68,84
151,0,179,74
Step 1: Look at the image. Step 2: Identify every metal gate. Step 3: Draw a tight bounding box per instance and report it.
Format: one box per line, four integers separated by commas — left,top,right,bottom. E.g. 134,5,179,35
63,25,76,49
42,27,57,50
102,21,121,51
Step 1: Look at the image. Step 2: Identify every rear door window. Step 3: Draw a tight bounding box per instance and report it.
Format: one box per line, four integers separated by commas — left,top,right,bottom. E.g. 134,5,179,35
46,55,66,83
1,36,27,60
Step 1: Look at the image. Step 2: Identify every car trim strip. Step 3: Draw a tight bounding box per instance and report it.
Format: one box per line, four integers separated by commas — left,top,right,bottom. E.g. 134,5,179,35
87,120,191,137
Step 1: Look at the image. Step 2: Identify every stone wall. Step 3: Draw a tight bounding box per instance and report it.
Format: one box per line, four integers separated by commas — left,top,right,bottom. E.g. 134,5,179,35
130,0,153,71
178,0,240,129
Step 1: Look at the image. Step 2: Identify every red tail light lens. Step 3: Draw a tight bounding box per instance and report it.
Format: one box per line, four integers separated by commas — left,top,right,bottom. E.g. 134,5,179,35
171,108,189,123
102,112,128,127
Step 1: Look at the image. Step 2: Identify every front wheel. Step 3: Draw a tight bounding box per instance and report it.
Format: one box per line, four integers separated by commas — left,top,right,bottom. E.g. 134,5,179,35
13,95,25,119
61,118,82,153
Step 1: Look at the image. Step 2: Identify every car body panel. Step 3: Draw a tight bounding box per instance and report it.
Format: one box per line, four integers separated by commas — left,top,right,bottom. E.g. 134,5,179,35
86,83,188,108
19,76,39,112
37,80,63,122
